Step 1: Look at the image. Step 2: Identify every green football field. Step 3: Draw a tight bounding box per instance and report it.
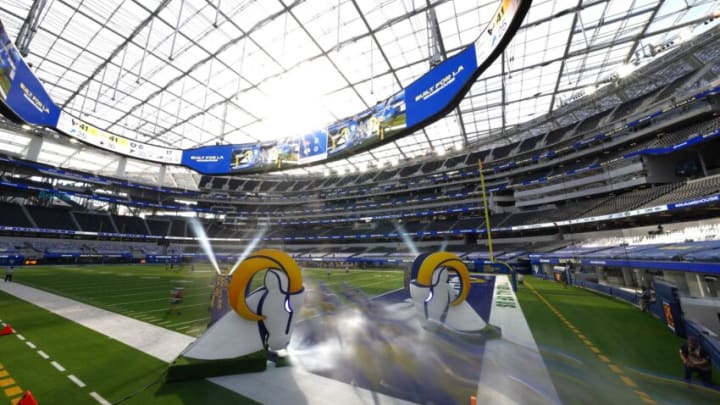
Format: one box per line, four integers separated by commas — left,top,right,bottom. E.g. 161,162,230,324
516,278,720,405
10,264,404,337
0,264,403,405
2,265,719,404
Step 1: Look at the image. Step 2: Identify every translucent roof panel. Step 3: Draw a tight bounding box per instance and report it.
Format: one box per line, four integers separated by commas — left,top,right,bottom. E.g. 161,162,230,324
1,0,719,179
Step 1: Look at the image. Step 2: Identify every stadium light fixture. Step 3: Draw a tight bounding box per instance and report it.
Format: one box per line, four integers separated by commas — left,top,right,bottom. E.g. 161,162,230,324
21,124,31,130
584,85,597,96
69,138,78,143
436,148,446,156
617,64,636,78
677,28,694,43
454,142,463,151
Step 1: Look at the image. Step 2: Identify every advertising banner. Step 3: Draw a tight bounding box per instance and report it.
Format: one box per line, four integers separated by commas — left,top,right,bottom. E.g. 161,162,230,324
0,1,532,175
298,130,328,163
57,112,183,164
182,142,289,174
328,90,407,157
0,21,60,126
181,145,235,174
474,0,522,65
405,46,477,128
663,301,676,332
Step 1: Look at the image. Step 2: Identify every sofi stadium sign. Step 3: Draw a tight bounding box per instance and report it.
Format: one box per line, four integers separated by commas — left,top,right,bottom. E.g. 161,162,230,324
0,0,532,174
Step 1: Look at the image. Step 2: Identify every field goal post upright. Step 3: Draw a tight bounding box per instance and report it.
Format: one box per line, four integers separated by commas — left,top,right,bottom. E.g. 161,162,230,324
478,161,517,291
478,161,495,262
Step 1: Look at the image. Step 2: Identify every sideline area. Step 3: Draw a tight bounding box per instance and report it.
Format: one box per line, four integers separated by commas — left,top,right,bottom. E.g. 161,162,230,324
477,274,561,404
516,277,720,405
0,270,558,404
0,282,193,363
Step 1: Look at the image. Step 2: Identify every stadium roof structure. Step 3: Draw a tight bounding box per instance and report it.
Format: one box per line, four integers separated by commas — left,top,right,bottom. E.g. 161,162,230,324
1,0,720,187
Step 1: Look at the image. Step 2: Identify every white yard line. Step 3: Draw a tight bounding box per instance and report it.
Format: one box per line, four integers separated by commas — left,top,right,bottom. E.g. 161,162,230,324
110,292,208,306
89,392,112,405
68,374,86,388
16,334,25,341
138,302,208,314
165,317,210,328
0,282,194,363
10,322,115,403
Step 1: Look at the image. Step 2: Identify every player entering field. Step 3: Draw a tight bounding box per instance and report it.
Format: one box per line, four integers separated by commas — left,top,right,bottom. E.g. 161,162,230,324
167,286,185,315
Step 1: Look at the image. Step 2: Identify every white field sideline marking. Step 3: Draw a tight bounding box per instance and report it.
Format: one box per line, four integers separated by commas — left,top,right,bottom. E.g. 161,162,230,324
16,334,25,341
68,374,86,388
10,323,103,398
90,392,112,405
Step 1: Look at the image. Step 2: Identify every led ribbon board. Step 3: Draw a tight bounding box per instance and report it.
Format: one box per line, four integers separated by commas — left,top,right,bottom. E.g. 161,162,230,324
0,21,59,126
0,0,531,173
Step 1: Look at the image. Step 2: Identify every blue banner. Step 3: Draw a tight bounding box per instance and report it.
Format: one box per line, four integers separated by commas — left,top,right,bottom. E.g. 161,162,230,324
180,145,232,174
0,1,533,174
298,130,328,162
0,21,60,126
405,46,477,128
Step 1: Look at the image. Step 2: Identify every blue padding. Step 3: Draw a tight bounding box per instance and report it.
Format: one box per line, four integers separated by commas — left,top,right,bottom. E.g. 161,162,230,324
580,244,666,259
626,241,720,260
572,280,640,305
684,320,720,371
579,258,720,275
684,249,720,262
543,246,612,257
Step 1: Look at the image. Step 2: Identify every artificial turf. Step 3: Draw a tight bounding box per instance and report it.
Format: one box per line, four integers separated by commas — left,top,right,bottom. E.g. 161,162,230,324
0,290,255,405
517,278,720,405
13,264,718,404
0,263,403,404
10,264,404,337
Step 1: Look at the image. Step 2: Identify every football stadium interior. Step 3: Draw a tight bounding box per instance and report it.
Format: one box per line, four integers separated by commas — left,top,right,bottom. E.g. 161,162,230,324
2,0,720,404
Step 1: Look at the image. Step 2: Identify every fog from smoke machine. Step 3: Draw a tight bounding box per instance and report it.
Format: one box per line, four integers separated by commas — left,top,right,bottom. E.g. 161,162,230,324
188,217,220,274
394,222,419,257
229,226,268,275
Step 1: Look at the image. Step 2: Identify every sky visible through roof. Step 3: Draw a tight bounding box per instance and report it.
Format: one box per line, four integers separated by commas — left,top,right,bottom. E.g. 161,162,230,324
0,0,718,183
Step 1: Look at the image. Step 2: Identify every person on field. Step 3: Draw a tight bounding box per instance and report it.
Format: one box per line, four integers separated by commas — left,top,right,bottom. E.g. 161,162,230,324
639,287,651,312
679,335,712,386
167,287,185,315
4,265,14,282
